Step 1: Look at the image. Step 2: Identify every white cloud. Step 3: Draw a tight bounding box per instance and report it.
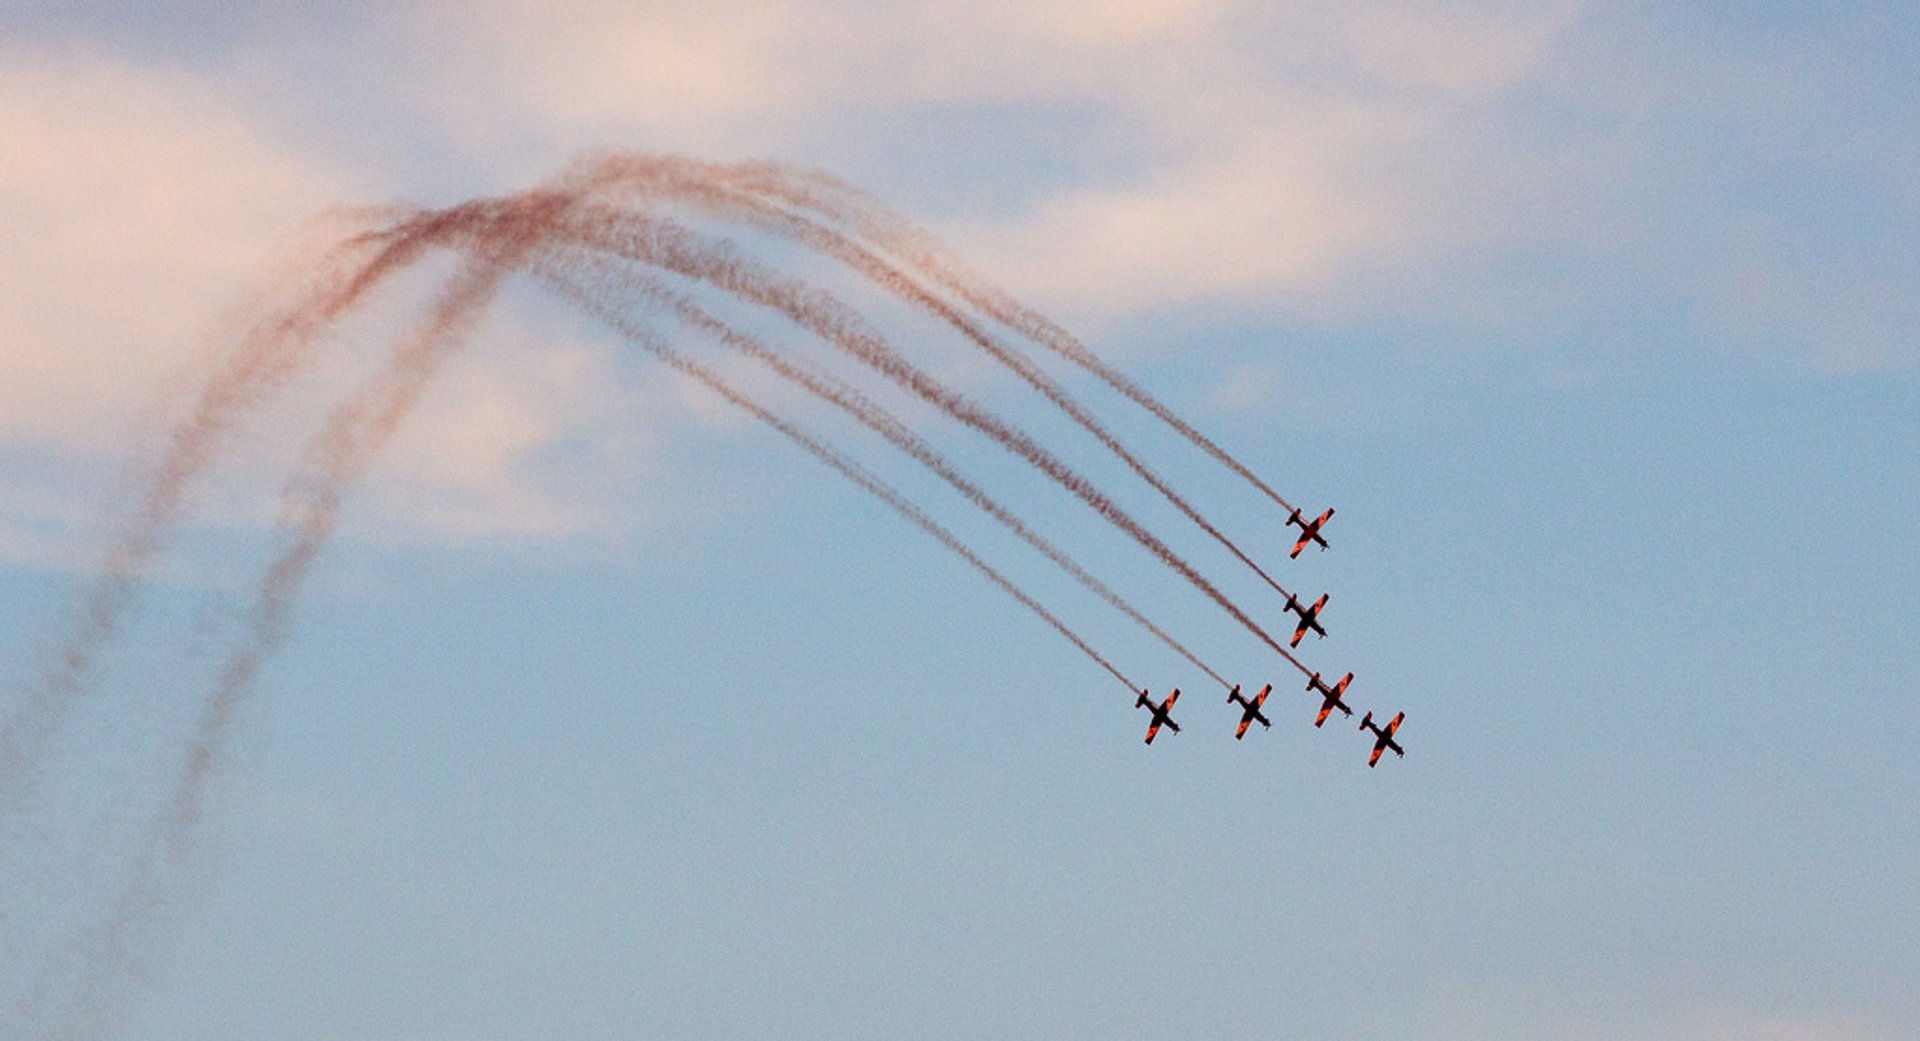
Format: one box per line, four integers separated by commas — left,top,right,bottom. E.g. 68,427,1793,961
1348,1,1587,98
957,126,1414,314
354,314,674,545
396,1,1595,323
0,49,709,559
0,50,355,455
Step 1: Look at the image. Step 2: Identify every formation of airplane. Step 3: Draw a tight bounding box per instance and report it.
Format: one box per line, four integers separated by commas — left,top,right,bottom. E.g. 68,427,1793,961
1226,684,1271,739
1286,507,1334,559
1135,688,1181,744
1136,674,1402,766
1122,500,1408,767
1283,592,1328,648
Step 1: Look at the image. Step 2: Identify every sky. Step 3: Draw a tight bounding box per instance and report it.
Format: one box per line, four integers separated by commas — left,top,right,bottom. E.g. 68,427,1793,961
1,3,1917,1039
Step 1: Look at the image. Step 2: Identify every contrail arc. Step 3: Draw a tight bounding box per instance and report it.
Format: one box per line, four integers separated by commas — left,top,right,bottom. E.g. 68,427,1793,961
571,156,1304,604
340,204,1226,685
552,206,1307,671
724,158,1303,516
540,262,1138,693
515,244,1229,689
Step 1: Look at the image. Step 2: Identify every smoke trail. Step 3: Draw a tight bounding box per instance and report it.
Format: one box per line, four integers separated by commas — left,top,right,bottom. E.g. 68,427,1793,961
550,205,1308,671
360,202,1213,685
6,198,566,1041
10,162,1329,1034
0,204,484,838
349,194,1291,668
542,261,1137,693
722,158,1304,516
571,155,1307,606
297,203,1219,686
543,252,1227,690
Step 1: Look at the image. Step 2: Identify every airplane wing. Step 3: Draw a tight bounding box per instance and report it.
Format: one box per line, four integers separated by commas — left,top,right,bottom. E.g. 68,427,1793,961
1145,721,1162,744
1252,685,1270,709
1385,712,1404,737
1235,717,1251,739
1369,745,1385,767
1164,689,1180,708
1289,532,1312,558
1315,704,1332,727
1289,620,1308,647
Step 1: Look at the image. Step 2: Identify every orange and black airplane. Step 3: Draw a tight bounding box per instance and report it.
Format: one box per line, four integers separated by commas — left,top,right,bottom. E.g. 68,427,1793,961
1135,688,1181,744
1305,671,1354,727
1226,684,1272,739
1286,507,1334,559
1284,592,1329,647
1359,710,1405,767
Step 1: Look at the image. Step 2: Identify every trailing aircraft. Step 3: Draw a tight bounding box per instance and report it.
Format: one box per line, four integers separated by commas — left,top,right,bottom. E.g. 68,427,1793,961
1359,711,1405,767
1284,592,1329,647
1286,507,1334,558
1135,688,1181,744
1305,671,1354,727
1226,684,1272,739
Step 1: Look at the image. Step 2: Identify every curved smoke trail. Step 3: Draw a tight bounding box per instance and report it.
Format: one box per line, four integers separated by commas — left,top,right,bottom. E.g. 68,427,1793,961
4,195,567,1041
0,207,486,847
571,155,1308,606
335,199,1227,687
357,194,1297,665
525,247,1231,691
6,154,1340,1037
546,203,1308,668
546,264,1138,692
720,157,1303,516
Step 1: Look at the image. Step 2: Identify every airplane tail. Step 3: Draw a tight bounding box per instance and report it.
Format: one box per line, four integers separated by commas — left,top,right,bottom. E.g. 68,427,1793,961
1359,711,1373,731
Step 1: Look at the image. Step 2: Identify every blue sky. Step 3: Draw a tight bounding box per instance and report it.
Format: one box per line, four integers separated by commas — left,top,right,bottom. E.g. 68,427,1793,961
2,4,1916,1040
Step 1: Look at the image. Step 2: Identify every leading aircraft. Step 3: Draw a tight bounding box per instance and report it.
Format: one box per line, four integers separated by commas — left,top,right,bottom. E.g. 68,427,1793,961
1286,507,1334,559
1284,592,1329,647
1136,688,1181,744
1358,711,1405,767
1305,671,1354,727
1226,684,1272,739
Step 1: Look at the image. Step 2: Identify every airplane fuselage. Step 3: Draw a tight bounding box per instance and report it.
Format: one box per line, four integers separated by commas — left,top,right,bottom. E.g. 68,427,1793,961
1284,593,1329,647
1286,508,1334,557
1227,684,1272,738
1359,711,1406,766
1137,689,1181,743
1306,672,1353,725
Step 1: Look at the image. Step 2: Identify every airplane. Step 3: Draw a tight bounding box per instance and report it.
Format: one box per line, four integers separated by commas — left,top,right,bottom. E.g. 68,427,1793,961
1136,688,1181,744
1284,592,1329,648
1359,711,1405,767
1304,671,1354,727
1287,507,1335,559
1226,684,1272,739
